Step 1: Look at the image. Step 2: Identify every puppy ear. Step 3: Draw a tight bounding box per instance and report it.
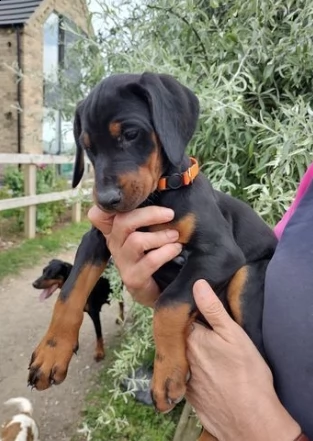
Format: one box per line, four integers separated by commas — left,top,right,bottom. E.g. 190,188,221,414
133,73,199,166
63,262,73,275
72,101,85,188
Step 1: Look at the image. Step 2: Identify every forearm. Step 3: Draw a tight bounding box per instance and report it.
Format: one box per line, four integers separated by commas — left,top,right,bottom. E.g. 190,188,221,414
256,395,300,441
222,391,301,441
186,282,303,441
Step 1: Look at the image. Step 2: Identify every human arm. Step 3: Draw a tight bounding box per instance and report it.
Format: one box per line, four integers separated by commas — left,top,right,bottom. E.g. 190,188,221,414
88,205,303,441
186,279,302,441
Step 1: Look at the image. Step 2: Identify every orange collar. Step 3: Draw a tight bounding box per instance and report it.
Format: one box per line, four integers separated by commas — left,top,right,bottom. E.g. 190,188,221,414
157,157,199,191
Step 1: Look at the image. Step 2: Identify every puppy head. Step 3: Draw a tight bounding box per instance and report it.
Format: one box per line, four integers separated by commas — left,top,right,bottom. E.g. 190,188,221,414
32,259,72,301
72,72,199,212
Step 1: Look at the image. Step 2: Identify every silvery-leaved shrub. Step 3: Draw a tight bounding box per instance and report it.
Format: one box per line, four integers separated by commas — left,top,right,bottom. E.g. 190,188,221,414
62,0,313,433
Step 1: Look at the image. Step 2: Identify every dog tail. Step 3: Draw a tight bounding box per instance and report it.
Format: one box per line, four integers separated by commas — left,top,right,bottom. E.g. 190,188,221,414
4,397,33,415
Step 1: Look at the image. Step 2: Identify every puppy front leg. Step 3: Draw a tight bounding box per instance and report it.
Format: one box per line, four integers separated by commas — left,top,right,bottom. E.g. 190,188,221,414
150,254,208,414
28,227,110,390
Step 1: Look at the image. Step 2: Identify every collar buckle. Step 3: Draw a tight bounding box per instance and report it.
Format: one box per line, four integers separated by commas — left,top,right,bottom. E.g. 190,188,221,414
157,157,199,191
167,173,183,190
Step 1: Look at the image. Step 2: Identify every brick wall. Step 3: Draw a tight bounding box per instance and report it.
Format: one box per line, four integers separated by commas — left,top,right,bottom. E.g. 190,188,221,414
21,0,91,153
0,28,18,154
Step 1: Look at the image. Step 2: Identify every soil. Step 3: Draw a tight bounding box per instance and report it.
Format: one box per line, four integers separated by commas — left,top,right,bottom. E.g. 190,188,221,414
0,249,122,441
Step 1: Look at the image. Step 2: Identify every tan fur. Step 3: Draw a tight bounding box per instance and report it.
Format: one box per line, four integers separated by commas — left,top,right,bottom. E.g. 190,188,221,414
108,122,121,137
149,213,196,244
227,266,248,326
1,398,39,441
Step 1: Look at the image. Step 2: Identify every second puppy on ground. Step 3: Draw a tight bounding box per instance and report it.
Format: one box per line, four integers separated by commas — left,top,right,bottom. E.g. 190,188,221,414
32,259,124,361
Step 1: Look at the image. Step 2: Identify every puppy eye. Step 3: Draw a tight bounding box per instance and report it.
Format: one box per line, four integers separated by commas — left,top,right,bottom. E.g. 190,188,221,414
123,129,139,141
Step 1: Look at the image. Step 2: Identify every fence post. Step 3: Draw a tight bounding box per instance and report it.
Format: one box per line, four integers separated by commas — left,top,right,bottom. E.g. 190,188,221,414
72,182,82,223
24,164,37,239
173,402,201,441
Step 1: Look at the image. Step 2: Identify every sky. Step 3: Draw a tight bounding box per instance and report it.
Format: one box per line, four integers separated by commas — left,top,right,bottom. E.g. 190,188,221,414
87,0,129,35
88,0,105,33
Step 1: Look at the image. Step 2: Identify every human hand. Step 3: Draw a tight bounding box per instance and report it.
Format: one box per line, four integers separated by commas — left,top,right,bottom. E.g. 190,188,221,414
186,280,300,441
88,205,182,307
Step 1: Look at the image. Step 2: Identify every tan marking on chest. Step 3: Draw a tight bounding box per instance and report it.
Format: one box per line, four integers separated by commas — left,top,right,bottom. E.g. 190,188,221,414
227,266,248,326
149,213,196,244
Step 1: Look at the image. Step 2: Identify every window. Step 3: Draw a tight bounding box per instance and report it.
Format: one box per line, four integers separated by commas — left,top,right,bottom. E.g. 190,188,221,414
42,12,82,171
43,13,58,84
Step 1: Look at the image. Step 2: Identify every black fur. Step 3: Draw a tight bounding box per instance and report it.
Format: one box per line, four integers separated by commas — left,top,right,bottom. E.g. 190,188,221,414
28,73,277,412
32,258,124,361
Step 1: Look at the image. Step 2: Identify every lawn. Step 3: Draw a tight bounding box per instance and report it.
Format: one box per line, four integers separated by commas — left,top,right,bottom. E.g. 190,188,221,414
0,220,90,280
0,218,184,440
73,346,183,441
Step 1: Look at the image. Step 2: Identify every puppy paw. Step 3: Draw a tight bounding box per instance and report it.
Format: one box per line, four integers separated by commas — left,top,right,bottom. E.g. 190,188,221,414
94,338,105,362
28,335,78,390
151,353,189,413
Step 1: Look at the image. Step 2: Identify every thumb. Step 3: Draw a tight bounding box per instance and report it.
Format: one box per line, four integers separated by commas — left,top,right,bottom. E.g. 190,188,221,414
193,279,235,335
88,205,115,236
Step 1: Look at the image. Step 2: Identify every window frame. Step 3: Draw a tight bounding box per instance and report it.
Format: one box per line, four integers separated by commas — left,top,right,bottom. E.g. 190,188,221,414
42,12,82,160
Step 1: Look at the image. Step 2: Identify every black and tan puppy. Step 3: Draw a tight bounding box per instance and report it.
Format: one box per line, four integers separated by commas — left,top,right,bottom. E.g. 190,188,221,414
32,259,124,362
28,73,277,441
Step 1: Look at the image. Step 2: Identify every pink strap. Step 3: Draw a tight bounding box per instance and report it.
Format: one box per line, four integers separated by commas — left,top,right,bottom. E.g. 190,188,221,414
274,163,313,239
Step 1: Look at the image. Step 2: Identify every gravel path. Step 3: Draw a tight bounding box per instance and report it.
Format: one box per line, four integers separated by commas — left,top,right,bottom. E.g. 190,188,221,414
0,249,122,441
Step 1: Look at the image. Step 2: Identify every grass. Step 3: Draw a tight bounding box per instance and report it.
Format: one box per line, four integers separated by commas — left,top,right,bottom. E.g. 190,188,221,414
0,216,183,439
73,346,183,441
0,220,90,280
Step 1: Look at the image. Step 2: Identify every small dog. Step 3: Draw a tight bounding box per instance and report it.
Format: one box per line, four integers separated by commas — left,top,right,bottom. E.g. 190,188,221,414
1,398,39,441
32,259,124,361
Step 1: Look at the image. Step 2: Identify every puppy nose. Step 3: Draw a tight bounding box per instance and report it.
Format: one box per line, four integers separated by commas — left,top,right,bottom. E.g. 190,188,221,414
97,189,122,210
33,281,39,288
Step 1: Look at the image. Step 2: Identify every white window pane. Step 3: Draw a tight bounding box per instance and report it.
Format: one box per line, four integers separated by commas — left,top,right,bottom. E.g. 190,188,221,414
43,13,59,83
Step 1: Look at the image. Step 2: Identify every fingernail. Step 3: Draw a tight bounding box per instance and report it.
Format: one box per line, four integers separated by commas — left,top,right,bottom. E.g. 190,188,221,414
174,243,183,252
194,279,210,297
163,208,175,219
166,229,179,240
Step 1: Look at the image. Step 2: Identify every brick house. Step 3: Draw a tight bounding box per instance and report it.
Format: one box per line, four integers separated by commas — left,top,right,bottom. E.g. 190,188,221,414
0,0,91,159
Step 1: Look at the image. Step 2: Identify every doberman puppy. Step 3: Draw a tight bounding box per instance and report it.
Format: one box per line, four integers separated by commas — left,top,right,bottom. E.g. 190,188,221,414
32,259,124,362
28,73,277,441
